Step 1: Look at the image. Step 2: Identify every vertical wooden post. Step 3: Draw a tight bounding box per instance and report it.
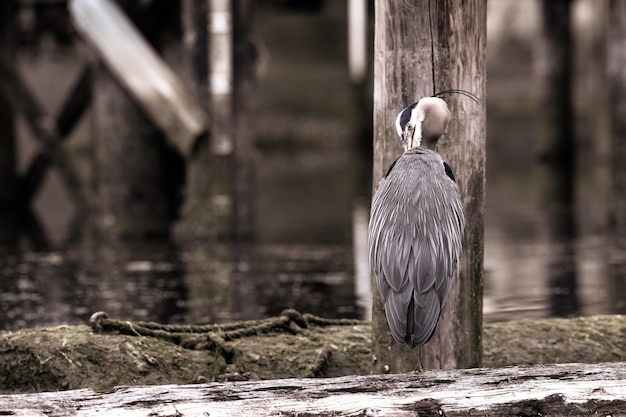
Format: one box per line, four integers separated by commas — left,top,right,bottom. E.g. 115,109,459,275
607,0,626,311
91,63,184,238
0,0,16,212
428,0,486,370
372,0,486,373
232,0,256,241
91,3,184,238
179,0,216,238
0,0,18,246
206,0,235,239
180,0,234,240
372,0,435,373
348,0,368,85
536,0,579,316
180,0,256,241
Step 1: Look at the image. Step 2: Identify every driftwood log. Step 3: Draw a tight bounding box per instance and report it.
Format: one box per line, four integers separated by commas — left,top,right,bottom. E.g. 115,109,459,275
1,313,626,415
1,361,625,416
1,313,626,394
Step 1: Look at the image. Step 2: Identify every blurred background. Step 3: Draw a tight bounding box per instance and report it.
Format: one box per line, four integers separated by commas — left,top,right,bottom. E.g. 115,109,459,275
0,0,623,332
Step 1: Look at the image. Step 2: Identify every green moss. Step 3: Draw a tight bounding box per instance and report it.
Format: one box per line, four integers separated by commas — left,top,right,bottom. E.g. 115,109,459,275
482,315,626,367
2,315,625,393
0,326,227,393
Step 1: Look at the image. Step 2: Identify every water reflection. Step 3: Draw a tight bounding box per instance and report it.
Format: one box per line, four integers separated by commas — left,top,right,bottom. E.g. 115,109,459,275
482,110,614,321
1,105,625,330
3,0,626,333
0,234,359,331
547,241,579,317
541,159,579,317
92,239,187,324
609,246,626,314
1,152,625,330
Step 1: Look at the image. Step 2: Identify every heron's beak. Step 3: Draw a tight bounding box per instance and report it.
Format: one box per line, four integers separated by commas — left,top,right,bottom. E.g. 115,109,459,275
402,130,410,152
403,124,421,151
411,126,421,149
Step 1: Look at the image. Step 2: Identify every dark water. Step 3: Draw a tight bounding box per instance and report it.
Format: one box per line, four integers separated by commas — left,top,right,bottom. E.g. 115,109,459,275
0,236,358,331
2,0,624,332
0,123,623,332
0,130,364,332
1,100,623,331
1,116,622,328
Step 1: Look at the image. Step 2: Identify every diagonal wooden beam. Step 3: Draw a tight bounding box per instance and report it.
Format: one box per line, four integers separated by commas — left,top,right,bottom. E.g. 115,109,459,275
69,0,208,158
56,65,92,139
0,53,88,207
18,65,93,206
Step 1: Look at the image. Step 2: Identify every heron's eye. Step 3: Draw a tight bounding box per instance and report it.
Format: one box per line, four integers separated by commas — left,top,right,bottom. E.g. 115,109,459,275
406,125,413,132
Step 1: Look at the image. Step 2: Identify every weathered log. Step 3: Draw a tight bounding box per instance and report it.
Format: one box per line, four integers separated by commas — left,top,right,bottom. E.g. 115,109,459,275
2,314,625,396
1,362,626,416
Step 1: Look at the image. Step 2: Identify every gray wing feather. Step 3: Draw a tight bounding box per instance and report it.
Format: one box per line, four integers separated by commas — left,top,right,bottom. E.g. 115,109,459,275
369,149,464,348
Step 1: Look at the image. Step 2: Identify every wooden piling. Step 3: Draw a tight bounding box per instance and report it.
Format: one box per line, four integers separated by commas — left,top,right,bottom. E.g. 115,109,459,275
0,0,16,214
536,0,579,316
0,91,15,210
607,0,626,311
91,62,184,238
232,0,256,241
90,3,185,238
179,0,256,241
179,0,233,240
371,0,486,373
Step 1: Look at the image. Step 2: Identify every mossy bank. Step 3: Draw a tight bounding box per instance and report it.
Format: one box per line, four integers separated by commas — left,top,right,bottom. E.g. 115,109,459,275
1,313,625,394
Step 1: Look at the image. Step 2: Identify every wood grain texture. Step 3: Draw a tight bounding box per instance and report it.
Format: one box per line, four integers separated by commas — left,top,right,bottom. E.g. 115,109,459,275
428,0,486,371
2,362,626,416
372,0,486,373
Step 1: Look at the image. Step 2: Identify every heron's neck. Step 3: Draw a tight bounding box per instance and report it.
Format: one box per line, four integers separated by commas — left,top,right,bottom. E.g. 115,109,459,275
418,136,439,151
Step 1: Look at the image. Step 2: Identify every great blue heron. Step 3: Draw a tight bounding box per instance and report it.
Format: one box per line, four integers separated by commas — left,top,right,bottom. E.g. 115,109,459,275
368,96,465,349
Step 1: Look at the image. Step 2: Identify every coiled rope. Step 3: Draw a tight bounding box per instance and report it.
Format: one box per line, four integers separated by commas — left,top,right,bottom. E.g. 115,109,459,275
90,309,362,355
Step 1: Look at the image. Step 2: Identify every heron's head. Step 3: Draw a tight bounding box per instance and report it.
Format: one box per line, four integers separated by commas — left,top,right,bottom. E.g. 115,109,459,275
395,97,451,152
